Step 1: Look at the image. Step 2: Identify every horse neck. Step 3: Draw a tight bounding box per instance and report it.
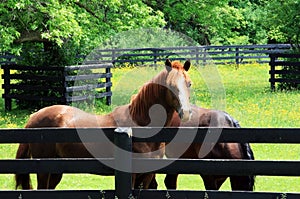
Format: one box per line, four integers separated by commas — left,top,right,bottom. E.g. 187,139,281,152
129,70,175,126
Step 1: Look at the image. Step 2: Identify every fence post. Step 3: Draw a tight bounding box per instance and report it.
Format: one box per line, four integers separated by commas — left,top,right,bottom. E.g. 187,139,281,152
203,47,207,65
153,49,157,65
106,67,112,105
63,67,68,105
195,47,199,65
114,127,132,199
112,49,116,65
235,47,240,66
269,54,276,91
2,65,12,111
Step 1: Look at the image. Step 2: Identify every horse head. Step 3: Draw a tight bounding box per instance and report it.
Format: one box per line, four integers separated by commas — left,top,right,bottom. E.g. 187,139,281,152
165,59,192,122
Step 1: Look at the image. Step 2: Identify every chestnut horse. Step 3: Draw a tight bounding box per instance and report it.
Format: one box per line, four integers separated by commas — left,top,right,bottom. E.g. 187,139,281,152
15,59,192,190
143,105,255,191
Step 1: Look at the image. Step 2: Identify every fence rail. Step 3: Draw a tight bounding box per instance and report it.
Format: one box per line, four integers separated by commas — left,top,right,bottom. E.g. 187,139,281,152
1,63,112,110
85,44,291,65
1,44,292,66
269,53,300,90
0,127,299,199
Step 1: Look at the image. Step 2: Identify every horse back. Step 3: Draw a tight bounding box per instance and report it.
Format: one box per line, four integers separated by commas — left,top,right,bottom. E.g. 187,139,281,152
25,105,115,128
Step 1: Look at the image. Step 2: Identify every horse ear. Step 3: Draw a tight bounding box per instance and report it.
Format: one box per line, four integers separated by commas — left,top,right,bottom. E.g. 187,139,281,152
165,59,172,72
184,59,191,71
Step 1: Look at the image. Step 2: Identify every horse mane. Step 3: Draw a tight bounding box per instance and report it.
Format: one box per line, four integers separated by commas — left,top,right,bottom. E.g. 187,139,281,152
169,61,189,79
129,69,168,124
170,61,183,70
129,61,188,125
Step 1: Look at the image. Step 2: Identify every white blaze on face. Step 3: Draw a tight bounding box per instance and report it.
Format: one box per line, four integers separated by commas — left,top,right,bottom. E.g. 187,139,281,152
177,74,191,122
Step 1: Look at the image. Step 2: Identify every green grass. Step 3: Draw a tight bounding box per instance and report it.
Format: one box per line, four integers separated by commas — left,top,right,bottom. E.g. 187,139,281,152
0,64,300,192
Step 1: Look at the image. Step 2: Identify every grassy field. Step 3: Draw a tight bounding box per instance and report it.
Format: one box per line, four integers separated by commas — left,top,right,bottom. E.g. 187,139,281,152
0,63,299,192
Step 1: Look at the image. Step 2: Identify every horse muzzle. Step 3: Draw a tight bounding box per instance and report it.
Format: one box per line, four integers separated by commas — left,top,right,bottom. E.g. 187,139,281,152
178,109,192,122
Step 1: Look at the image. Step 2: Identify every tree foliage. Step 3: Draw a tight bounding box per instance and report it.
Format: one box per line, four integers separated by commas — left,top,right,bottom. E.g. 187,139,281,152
1,0,300,57
263,0,300,45
0,0,166,56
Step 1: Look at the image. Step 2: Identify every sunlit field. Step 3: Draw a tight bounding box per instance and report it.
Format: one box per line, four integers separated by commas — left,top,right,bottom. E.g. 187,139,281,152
0,63,299,192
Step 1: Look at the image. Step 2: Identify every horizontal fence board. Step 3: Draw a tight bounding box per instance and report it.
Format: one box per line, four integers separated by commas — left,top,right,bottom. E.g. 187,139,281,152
269,70,300,75
95,91,112,98
1,158,300,176
273,61,300,67
269,78,300,83
0,128,300,143
132,127,300,143
1,190,298,199
145,159,300,176
9,74,64,81
0,128,115,143
1,64,65,71
65,82,112,92
65,73,112,81
64,63,113,71
65,91,112,102
0,190,115,199
0,158,114,174
2,84,65,92
270,53,300,58
2,94,65,102
133,190,300,199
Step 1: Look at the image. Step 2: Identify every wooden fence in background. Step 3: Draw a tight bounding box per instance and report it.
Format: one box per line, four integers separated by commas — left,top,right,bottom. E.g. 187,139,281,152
0,127,299,199
1,63,112,110
1,44,291,66
84,44,291,65
269,53,300,90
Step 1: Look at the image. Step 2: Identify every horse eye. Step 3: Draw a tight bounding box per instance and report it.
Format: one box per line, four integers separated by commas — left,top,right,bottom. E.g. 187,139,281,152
187,82,192,87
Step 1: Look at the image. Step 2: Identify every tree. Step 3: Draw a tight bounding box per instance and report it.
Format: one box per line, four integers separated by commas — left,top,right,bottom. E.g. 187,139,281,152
144,0,228,45
263,0,300,45
0,0,166,109
0,0,166,57
143,0,268,45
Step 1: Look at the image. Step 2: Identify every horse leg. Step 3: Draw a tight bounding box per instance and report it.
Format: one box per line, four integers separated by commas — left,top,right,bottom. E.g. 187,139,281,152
37,173,51,189
133,174,154,189
31,143,57,189
136,174,155,189
230,176,254,191
148,175,158,189
132,174,137,189
164,174,178,189
48,174,63,189
201,175,227,190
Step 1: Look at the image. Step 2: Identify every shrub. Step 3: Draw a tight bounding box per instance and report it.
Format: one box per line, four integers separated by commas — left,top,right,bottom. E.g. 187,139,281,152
12,41,80,109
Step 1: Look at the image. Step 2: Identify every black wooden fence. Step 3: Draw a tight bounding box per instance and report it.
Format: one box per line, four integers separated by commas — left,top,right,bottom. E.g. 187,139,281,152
269,53,300,90
1,44,291,66
85,44,291,65
1,63,112,110
0,127,299,199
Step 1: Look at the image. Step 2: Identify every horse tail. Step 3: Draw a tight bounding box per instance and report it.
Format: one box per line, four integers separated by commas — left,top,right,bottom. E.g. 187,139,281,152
230,115,256,191
15,143,32,189
231,117,255,161
224,112,255,191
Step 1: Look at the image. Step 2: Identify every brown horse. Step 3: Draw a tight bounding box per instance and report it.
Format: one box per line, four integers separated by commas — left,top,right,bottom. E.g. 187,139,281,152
144,105,255,191
15,59,192,190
